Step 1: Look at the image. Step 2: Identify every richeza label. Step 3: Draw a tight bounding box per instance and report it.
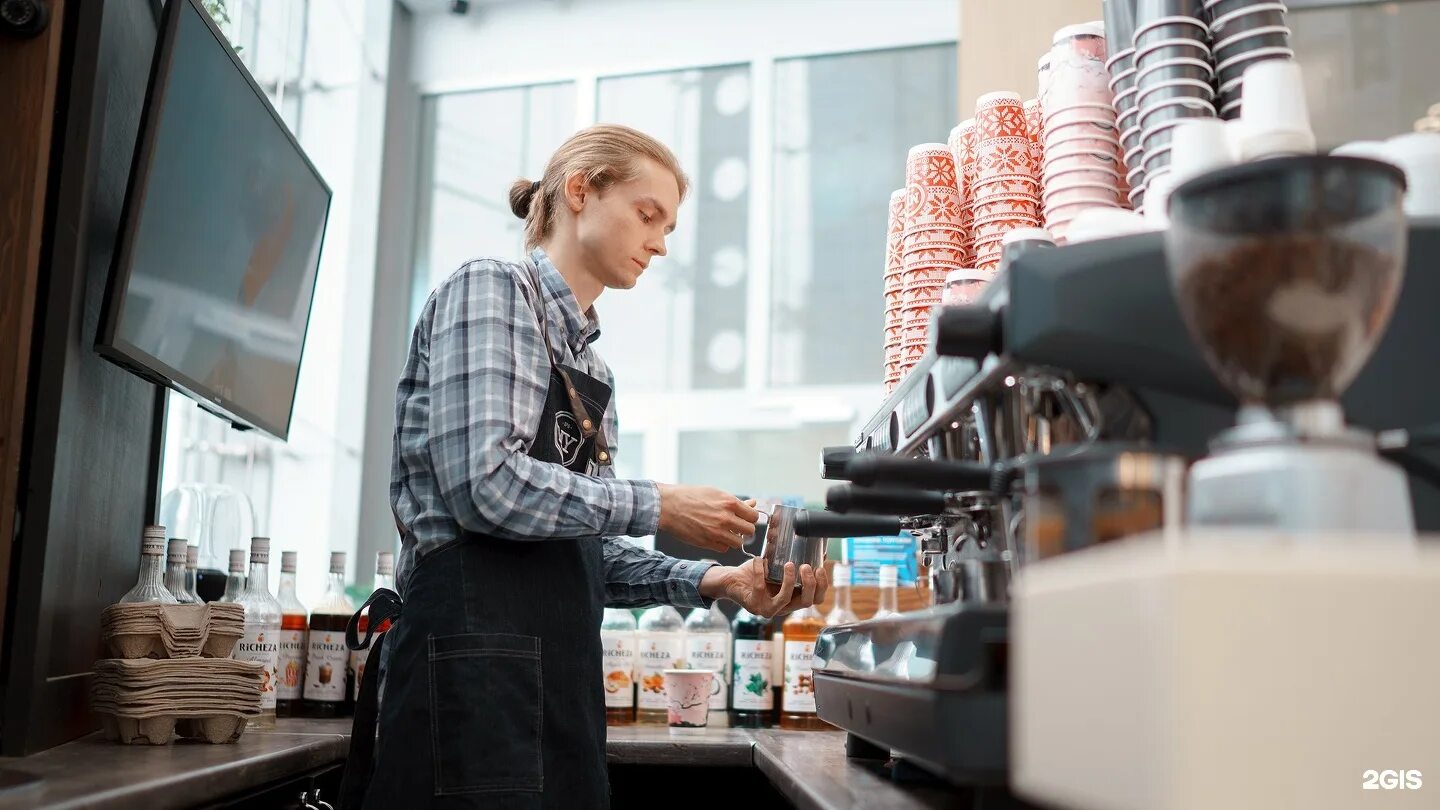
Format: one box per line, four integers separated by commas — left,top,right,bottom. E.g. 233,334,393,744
303,631,350,702
636,636,683,710
236,627,280,710
685,633,731,710
601,632,636,709
783,640,817,713
732,639,774,711
276,629,306,700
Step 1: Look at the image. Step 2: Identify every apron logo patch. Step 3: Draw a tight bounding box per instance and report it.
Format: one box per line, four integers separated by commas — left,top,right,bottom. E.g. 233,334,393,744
554,411,583,466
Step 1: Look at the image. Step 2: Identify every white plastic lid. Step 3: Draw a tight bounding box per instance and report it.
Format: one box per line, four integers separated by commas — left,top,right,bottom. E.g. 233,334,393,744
329,551,347,574
249,536,271,564
1053,21,1105,44
228,548,246,572
879,564,898,587
167,537,187,564
377,551,396,576
1001,227,1054,246
281,550,298,574
185,544,198,568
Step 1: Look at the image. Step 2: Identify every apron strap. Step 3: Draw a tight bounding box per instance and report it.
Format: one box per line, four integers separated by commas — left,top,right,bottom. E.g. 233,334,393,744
337,589,403,810
516,258,612,465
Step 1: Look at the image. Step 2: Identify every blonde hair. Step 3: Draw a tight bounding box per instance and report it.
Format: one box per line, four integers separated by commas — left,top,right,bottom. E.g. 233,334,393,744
509,124,690,249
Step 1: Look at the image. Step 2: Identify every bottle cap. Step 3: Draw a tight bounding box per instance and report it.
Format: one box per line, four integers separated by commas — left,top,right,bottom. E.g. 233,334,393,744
280,551,298,574
329,551,347,574
141,526,167,557
879,564,898,588
185,544,198,569
376,551,395,576
249,536,271,565
228,548,246,573
833,563,851,588
167,538,188,565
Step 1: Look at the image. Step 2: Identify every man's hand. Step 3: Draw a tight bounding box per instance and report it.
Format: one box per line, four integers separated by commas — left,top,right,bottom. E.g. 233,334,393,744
699,557,829,619
656,484,760,554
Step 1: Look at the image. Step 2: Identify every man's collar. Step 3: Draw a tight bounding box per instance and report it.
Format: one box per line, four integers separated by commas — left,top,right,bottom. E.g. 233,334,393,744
530,247,602,348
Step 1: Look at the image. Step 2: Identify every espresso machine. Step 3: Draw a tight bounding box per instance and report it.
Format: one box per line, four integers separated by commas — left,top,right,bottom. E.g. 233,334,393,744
811,158,1440,808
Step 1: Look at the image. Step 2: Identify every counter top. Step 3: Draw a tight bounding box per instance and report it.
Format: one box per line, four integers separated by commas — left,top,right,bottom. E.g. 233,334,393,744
0,717,1015,809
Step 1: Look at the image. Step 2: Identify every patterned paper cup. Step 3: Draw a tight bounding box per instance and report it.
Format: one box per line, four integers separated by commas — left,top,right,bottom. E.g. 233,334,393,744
974,91,1029,140
884,289,904,310
885,269,904,294
905,184,966,229
975,136,1040,177
972,217,1042,242
901,266,951,286
665,670,714,729
905,143,959,187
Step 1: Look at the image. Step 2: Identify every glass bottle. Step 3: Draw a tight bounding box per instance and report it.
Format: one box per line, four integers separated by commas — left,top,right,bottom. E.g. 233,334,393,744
350,551,395,703
780,606,831,730
275,551,309,717
303,551,355,718
164,538,198,604
219,549,247,602
184,544,202,603
873,564,899,619
600,607,638,726
684,602,732,724
635,605,684,724
730,607,775,728
825,563,859,626
119,525,179,604
235,537,282,728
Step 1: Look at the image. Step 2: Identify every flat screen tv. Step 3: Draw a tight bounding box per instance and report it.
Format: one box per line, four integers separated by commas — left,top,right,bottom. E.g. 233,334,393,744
98,0,331,441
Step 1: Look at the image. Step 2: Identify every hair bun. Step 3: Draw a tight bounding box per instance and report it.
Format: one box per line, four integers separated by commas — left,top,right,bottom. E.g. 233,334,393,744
509,178,540,219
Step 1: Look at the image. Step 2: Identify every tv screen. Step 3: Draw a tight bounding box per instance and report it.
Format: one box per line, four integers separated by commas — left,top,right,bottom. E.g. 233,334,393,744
99,0,331,440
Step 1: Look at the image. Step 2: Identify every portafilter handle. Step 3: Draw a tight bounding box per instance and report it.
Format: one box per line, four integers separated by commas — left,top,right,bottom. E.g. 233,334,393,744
825,484,948,516
820,445,857,480
794,510,903,538
843,455,995,492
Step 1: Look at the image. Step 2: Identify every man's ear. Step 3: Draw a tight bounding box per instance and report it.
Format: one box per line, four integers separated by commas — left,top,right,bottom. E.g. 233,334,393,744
564,171,590,213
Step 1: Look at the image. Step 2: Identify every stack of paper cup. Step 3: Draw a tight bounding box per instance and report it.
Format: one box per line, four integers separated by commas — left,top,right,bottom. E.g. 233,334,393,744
957,119,978,265
883,188,906,392
900,144,965,371
1042,23,1125,242
1024,98,1045,168
1204,0,1293,120
1133,0,1217,205
1104,0,1145,208
972,92,1042,271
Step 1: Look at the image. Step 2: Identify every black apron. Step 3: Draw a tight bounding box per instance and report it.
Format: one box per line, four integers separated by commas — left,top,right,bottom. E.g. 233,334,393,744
340,260,615,809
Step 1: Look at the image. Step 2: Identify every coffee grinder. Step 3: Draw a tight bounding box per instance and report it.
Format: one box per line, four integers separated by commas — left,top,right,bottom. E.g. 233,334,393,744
1167,155,1414,534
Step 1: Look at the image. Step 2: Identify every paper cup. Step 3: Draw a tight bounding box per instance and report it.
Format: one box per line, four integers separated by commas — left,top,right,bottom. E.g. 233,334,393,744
975,92,1028,140
1142,144,1174,174
1214,46,1294,86
1134,39,1212,73
1138,95,1217,133
1135,56,1215,87
1207,3,1287,39
665,670,714,730
1133,16,1209,52
1212,25,1292,63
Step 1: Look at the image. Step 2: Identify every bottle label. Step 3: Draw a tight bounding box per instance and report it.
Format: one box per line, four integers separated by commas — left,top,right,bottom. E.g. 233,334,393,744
235,626,280,711
732,639,774,711
635,636,683,710
303,630,350,703
783,640,816,714
350,647,368,703
276,629,306,700
600,632,636,709
772,632,786,686
684,633,730,710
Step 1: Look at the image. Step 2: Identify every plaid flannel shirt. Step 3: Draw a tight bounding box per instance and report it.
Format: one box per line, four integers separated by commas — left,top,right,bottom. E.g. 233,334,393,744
390,248,715,608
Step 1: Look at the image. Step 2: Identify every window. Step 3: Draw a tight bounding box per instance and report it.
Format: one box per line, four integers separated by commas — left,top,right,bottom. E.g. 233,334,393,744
1291,1,1440,145
597,65,753,393
413,83,577,312
678,423,854,507
770,43,957,387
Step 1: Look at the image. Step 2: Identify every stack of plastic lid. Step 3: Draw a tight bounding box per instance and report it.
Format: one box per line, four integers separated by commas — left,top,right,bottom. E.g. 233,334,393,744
1204,0,1293,120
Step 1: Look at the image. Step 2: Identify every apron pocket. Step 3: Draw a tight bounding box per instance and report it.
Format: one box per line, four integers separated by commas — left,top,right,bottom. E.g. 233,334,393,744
428,633,543,795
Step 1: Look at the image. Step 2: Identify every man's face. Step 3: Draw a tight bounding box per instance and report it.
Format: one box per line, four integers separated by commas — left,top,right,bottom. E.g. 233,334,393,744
574,158,679,290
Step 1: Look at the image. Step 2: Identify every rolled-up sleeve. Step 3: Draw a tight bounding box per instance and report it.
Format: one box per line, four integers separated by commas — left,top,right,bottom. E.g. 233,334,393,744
425,262,661,541
602,537,717,609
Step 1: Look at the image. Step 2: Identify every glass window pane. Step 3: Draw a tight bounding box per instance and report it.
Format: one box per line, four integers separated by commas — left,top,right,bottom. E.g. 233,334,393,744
413,83,576,313
1292,1,1440,145
770,44,957,387
677,423,854,507
597,65,752,392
